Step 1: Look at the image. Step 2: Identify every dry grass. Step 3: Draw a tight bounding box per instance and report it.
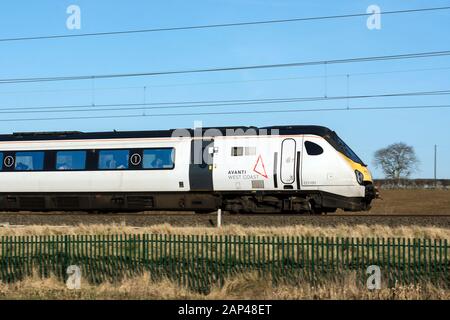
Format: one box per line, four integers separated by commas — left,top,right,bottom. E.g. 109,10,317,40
367,189,450,214
0,272,447,300
0,223,448,240
0,189,447,300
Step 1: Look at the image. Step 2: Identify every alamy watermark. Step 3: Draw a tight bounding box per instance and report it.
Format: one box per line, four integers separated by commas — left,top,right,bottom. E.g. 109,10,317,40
367,5,381,30
171,121,280,165
66,265,82,289
366,265,381,290
66,5,81,30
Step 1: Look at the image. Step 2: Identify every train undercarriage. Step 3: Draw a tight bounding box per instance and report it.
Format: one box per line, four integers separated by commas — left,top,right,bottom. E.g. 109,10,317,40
0,186,375,214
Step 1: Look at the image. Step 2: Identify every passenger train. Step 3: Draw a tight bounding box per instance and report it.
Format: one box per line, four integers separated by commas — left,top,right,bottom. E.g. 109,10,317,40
0,125,377,213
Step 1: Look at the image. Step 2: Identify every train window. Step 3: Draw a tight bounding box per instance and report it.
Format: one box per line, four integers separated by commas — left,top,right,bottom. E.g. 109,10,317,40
143,148,175,169
15,151,45,171
332,133,365,165
98,150,129,170
244,147,256,156
231,147,243,156
305,141,324,156
56,151,86,170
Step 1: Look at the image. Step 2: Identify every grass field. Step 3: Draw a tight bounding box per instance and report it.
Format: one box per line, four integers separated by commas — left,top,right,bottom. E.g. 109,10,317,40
0,223,448,239
360,189,450,214
0,189,448,300
0,272,448,300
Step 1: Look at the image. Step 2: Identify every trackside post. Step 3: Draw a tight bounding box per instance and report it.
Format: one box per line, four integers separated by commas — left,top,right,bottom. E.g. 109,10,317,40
217,209,222,228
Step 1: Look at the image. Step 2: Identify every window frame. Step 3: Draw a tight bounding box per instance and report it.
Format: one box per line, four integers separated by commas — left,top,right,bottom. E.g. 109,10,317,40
330,132,366,166
231,147,244,157
97,149,131,171
55,150,88,171
0,147,176,172
14,151,46,172
304,140,324,156
142,147,176,170
280,138,296,184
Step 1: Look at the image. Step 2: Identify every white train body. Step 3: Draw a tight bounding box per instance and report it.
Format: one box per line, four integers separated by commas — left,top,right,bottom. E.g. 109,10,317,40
0,126,376,213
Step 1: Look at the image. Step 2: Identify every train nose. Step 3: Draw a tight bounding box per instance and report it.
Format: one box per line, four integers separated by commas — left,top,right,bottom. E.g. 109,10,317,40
365,184,378,202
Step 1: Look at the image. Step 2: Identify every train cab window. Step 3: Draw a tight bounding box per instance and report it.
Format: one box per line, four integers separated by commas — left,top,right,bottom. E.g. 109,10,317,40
305,141,324,156
98,150,129,170
231,147,244,156
143,148,175,169
15,151,45,171
0,152,2,170
56,151,86,170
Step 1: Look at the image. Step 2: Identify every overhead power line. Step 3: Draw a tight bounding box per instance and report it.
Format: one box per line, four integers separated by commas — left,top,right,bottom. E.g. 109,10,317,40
2,65,450,95
0,104,449,122
1,89,449,114
1,6,449,43
1,50,450,85
3,66,450,95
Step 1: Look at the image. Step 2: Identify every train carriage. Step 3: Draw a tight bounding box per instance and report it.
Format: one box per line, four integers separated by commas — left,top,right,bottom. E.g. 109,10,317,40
0,125,376,213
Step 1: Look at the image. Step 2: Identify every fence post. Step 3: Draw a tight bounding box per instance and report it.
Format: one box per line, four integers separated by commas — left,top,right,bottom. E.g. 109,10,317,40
438,239,442,284
224,235,228,281
64,234,69,275
403,238,407,285
433,239,437,285
418,238,421,284
407,238,411,284
311,237,315,282
444,239,448,287
387,238,391,287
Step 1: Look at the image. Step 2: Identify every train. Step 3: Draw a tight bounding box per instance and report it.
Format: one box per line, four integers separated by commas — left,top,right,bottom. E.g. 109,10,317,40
0,125,377,213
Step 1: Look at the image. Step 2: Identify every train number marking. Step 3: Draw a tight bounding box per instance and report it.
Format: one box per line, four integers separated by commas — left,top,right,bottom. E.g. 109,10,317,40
4,156,14,168
130,153,142,166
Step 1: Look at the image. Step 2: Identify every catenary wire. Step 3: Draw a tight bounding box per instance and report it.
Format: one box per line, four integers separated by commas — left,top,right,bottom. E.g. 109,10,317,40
0,104,449,122
0,6,449,43
1,50,450,85
2,65,450,95
0,89,449,114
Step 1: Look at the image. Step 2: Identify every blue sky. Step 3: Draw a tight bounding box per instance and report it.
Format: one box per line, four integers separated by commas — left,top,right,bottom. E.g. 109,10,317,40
0,0,449,178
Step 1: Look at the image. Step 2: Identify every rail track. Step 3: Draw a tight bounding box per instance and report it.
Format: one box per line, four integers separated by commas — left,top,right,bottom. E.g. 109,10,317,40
0,210,449,217
0,211,449,228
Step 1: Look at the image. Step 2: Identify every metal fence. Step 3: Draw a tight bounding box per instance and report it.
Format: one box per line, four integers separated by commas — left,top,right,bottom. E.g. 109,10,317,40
0,234,448,292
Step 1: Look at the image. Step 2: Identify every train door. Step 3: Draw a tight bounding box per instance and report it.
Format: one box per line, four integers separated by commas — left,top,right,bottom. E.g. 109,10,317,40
279,138,300,189
189,139,214,191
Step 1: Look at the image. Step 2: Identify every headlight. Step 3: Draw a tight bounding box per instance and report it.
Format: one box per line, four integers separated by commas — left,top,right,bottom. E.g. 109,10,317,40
355,170,364,185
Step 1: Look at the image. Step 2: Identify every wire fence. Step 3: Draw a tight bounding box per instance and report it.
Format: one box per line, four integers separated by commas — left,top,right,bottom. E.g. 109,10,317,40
0,234,448,293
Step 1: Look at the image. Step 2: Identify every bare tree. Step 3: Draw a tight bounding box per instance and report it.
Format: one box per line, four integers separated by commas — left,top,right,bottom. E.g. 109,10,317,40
373,143,419,180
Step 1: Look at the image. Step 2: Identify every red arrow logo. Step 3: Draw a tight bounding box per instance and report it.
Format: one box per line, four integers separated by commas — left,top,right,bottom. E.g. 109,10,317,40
253,155,268,179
